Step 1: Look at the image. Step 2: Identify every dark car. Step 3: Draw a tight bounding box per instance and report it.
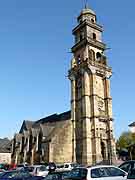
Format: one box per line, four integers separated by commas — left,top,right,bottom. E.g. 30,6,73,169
0,170,43,180
44,171,70,180
119,160,135,173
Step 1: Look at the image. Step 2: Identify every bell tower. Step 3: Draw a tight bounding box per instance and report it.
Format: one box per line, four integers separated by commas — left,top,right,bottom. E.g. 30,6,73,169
68,5,116,165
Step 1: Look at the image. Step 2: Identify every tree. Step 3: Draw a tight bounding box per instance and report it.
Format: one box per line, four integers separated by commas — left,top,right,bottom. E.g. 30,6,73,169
117,131,135,159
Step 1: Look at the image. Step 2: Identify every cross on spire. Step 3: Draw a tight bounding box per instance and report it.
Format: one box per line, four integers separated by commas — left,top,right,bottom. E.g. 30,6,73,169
84,0,88,9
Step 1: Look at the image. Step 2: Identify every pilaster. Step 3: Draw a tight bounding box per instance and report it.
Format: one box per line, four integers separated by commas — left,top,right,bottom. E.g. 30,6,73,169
70,74,77,163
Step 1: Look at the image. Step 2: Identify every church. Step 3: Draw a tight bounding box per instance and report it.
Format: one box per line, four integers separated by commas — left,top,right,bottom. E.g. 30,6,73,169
11,4,116,165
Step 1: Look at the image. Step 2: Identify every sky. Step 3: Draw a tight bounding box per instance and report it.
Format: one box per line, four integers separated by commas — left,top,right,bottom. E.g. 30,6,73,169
0,0,135,139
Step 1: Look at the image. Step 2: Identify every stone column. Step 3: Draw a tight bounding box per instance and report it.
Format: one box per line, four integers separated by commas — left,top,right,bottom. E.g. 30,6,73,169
15,152,18,164
104,78,116,163
91,74,102,164
36,134,39,152
27,136,30,152
81,71,92,165
23,149,27,163
104,79,112,117
71,77,76,163
49,143,53,162
31,148,34,165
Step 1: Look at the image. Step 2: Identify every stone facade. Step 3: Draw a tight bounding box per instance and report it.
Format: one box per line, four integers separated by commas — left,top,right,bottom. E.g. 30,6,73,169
0,153,11,164
11,112,72,165
0,139,11,164
12,5,116,165
69,7,116,165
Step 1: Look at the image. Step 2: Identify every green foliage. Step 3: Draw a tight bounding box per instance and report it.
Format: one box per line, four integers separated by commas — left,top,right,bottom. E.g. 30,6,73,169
117,131,135,150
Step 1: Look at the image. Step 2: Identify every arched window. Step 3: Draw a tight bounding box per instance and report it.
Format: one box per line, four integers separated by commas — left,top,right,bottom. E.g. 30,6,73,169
101,141,106,160
91,18,95,23
96,52,101,60
93,33,96,40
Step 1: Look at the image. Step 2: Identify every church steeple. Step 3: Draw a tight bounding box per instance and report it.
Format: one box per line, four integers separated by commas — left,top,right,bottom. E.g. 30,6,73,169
71,5,106,68
69,4,116,165
77,5,96,23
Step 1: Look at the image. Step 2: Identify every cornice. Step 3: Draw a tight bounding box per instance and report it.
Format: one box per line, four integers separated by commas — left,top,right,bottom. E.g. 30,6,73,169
72,20,103,34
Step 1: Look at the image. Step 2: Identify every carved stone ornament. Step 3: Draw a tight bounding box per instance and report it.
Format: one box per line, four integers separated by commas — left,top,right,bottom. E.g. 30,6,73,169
98,100,104,111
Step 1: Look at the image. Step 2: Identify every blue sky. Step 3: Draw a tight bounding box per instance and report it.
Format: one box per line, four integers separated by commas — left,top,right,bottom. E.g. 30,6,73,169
0,0,135,139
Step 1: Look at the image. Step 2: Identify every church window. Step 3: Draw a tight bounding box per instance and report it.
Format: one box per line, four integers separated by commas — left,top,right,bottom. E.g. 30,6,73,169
96,52,101,60
80,31,85,41
75,36,78,43
91,18,95,23
80,34,83,41
93,33,96,40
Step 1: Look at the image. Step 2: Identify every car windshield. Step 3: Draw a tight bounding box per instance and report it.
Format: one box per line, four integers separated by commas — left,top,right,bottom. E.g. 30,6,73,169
39,166,47,171
127,168,135,179
44,173,61,180
69,168,87,178
57,164,64,168
23,166,34,172
71,163,78,168
2,170,31,178
17,164,24,167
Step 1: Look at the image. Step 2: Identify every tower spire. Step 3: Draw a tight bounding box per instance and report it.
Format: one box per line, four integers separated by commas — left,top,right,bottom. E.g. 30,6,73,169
84,0,88,9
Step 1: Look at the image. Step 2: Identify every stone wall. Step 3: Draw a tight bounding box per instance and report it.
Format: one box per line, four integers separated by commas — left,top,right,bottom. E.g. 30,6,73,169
50,121,72,163
0,153,11,164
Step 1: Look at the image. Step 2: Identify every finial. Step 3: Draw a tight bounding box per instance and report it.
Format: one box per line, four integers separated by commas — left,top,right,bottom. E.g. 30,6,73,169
84,0,88,9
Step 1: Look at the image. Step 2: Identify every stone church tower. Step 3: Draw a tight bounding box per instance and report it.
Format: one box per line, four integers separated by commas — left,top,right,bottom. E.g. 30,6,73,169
68,6,116,165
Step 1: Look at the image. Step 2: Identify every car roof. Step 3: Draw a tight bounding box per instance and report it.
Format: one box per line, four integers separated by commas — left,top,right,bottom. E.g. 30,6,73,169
119,161,135,167
73,165,121,170
30,165,44,168
121,160,135,163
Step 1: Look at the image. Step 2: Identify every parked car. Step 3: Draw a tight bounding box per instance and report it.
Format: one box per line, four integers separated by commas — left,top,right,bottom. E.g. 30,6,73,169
24,165,48,177
44,171,71,180
16,164,27,170
0,170,43,180
0,173,4,177
119,160,135,173
56,163,79,171
0,170,5,174
65,165,127,180
63,163,79,171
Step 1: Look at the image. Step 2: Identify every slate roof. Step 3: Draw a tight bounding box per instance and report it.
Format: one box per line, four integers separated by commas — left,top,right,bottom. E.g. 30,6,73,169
19,111,71,133
19,120,34,133
129,122,135,127
0,148,11,153
35,111,71,126
0,138,11,153
25,121,34,129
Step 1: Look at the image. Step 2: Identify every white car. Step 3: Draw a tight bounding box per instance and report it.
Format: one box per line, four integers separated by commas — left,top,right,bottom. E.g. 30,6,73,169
24,165,49,177
67,165,127,180
56,163,79,171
